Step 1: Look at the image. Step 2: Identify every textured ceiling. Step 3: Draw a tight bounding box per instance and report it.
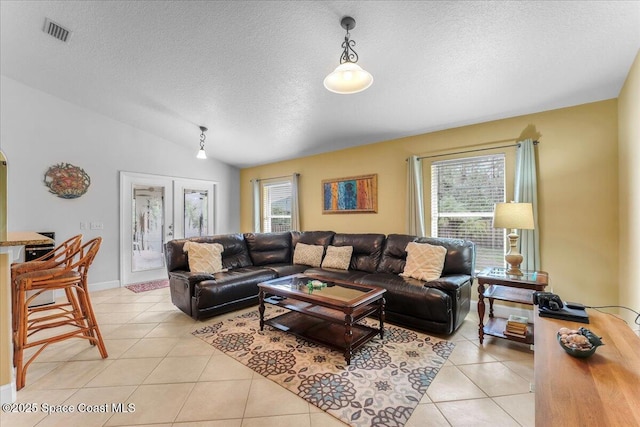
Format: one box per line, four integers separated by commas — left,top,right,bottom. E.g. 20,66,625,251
1,1,638,168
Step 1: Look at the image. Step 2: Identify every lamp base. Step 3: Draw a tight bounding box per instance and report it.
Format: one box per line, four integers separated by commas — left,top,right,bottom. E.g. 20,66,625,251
505,231,524,276
504,264,523,276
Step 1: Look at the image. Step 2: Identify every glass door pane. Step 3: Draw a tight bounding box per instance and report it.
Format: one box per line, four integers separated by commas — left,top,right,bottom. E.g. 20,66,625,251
184,189,208,238
173,179,215,239
120,172,173,286
132,185,166,271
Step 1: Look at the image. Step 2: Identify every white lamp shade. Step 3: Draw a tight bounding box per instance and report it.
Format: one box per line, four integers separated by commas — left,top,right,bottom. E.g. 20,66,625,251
492,202,534,230
196,148,207,159
323,62,373,94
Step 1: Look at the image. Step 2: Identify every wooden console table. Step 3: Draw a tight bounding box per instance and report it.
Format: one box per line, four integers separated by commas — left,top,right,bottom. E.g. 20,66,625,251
534,309,640,426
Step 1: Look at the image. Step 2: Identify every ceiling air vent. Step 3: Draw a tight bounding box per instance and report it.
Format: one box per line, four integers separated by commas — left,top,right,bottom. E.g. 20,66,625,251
43,18,72,42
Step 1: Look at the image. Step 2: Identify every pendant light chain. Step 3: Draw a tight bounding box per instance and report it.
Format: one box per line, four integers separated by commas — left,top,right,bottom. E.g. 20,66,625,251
200,128,206,150
340,29,358,64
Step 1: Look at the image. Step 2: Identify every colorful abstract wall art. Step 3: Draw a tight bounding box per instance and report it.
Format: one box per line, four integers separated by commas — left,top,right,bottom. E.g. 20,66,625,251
322,174,377,214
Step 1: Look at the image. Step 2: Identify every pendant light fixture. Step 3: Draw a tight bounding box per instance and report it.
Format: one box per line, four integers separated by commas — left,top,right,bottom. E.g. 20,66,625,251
196,126,207,159
323,16,373,94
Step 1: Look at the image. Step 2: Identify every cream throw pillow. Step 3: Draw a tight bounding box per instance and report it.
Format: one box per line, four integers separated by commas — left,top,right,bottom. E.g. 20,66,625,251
400,242,447,282
293,242,324,267
183,241,224,274
321,245,353,270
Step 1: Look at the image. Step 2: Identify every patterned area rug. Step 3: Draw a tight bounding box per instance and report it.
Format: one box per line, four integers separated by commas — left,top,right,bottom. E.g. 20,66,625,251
192,306,454,427
125,279,169,293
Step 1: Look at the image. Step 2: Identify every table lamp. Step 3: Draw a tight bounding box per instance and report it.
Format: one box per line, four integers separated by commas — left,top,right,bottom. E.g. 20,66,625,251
492,202,535,275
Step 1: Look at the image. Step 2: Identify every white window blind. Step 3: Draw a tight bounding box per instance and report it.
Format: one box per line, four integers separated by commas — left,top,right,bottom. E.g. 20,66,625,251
431,154,506,271
262,181,292,232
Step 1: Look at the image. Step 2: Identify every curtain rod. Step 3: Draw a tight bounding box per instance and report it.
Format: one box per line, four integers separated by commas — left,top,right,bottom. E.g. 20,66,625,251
416,140,539,161
250,173,299,182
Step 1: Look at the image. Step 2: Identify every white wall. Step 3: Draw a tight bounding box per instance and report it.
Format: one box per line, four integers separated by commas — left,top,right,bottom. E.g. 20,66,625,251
0,76,240,288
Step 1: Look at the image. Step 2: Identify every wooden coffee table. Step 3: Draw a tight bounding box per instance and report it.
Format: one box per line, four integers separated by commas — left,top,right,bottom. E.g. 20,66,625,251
258,274,386,365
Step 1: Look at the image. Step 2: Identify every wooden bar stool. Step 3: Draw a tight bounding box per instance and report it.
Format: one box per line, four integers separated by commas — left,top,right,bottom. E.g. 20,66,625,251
13,237,108,390
10,234,83,335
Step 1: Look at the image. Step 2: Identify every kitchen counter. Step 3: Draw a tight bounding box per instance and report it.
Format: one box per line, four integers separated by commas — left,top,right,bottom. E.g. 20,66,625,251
0,231,53,247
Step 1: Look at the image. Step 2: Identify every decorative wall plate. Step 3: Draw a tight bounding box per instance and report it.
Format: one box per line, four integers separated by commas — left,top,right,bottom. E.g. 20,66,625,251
44,162,91,199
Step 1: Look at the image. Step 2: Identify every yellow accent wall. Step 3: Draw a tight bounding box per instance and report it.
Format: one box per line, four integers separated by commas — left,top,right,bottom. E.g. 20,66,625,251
618,50,640,331
241,99,620,307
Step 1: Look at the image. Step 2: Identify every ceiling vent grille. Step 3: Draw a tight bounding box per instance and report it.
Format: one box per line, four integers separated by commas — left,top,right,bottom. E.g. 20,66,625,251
43,18,72,42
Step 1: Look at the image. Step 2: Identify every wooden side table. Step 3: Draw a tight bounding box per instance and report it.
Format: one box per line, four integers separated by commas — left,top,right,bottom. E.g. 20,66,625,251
477,267,548,344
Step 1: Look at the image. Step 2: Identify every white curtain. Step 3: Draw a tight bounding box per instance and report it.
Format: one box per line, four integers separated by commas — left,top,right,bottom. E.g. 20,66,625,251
515,139,540,271
252,179,261,232
406,155,426,237
290,173,300,231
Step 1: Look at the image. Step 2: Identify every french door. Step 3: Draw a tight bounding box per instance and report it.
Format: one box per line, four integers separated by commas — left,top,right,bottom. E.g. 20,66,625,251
120,172,216,286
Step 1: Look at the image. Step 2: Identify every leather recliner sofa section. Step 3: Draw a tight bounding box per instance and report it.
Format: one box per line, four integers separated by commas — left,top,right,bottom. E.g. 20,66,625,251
164,231,475,335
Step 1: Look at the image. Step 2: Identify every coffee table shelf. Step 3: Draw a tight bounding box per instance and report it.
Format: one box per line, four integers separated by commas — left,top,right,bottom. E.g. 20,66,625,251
263,296,379,323
258,274,386,365
265,310,379,356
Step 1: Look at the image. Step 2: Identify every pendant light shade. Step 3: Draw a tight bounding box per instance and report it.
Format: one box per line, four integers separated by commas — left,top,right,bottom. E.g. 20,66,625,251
196,126,207,159
324,16,373,94
324,62,373,94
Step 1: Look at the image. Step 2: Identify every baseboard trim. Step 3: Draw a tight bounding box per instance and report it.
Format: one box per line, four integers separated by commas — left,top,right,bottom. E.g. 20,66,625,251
0,380,16,404
53,280,120,298
89,280,121,292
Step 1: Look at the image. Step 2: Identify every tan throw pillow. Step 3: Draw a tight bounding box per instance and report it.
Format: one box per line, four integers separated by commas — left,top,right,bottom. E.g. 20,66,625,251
400,241,447,282
183,241,224,274
321,245,353,270
293,242,324,267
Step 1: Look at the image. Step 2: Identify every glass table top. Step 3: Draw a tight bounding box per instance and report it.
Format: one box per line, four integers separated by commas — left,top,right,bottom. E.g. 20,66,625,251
480,267,548,282
260,275,374,302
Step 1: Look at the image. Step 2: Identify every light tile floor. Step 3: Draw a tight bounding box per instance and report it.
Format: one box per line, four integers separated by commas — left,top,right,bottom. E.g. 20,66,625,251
2,286,535,427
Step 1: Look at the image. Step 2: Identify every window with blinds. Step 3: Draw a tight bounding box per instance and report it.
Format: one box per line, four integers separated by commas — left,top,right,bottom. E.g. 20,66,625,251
431,154,506,271
262,181,292,232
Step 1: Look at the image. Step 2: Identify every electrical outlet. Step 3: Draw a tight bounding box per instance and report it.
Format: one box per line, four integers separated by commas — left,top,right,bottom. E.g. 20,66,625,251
90,222,104,230
80,222,87,230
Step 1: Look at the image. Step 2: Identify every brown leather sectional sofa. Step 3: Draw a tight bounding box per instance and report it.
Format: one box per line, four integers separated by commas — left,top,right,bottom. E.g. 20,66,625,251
165,231,475,334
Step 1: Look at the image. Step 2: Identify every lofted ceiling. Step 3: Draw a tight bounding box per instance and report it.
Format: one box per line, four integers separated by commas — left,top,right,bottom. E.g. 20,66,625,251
1,1,638,168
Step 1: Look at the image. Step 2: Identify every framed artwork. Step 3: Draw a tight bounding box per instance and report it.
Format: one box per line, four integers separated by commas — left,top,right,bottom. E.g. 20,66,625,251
322,174,377,214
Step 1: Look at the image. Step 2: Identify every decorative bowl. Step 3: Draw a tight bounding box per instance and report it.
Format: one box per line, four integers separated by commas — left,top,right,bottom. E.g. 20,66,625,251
557,327,603,358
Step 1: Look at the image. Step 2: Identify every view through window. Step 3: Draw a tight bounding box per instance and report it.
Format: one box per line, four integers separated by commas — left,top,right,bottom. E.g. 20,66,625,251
262,181,292,232
431,154,506,271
